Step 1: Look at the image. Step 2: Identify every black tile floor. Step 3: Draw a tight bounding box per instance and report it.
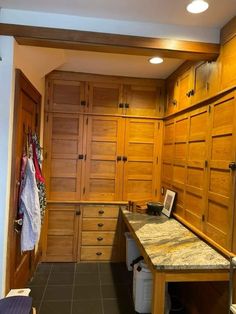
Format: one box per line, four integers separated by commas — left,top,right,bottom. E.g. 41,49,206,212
27,262,137,314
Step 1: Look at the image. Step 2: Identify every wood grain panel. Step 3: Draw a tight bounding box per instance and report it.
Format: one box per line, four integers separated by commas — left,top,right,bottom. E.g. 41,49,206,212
220,36,236,90
82,205,119,218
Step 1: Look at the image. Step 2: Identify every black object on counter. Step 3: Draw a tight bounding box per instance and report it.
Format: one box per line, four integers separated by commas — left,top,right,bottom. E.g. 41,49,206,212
147,202,164,215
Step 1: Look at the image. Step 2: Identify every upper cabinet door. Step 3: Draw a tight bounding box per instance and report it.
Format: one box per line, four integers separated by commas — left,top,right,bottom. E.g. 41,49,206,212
178,68,193,110
124,84,163,117
88,81,123,114
191,61,209,104
220,36,236,91
47,79,86,113
122,118,159,202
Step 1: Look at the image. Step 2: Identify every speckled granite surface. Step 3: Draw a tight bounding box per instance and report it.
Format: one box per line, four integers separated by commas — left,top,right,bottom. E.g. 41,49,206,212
122,209,230,270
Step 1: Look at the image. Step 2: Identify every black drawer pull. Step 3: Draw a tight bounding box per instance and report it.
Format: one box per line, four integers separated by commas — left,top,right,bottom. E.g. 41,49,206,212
98,223,104,227
97,237,103,241
96,252,102,256
98,210,104,214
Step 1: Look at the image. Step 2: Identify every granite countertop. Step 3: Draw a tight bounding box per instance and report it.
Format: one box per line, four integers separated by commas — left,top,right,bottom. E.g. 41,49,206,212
122,209,230,271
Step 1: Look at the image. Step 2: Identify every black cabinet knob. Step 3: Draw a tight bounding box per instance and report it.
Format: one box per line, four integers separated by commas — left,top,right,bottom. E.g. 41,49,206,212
98,210,104,214
98,223,104,227
97,237,103,241
229,162,236,170
96,252,102,256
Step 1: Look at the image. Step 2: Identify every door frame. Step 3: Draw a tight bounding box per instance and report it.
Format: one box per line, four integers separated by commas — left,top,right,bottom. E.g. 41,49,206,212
6,69,41,293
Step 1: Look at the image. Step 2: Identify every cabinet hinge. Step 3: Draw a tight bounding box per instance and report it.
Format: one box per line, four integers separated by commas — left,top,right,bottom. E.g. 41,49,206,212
205,160,208,168
81,100,86,106
208,106,211,113
84,154,87,161
83,187,85,194
158,122,160,129
156,156,159,164
202,214,205,222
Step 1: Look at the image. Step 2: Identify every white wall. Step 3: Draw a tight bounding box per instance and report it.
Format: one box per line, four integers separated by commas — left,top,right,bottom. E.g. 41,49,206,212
0,36,15,297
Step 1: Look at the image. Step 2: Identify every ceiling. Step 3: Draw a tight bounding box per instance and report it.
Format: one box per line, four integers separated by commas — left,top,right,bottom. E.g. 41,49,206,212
0,0,235,78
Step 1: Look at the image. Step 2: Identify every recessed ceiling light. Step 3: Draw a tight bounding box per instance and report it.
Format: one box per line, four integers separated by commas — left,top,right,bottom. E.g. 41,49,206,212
187,0,209,14
149,57,163,64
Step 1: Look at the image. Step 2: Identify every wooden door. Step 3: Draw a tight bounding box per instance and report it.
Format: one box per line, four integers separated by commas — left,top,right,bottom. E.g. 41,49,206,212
84,116,124,200
192,61,209,104
185,106,209,230
42,203,81,262
46,79,86,113
124,84,163,117
166,79,179,115
122,118,159,202
44,112,84,200
172,114,188,217
204,93,236,250
88,81,123,114
178,68,193,110
7,70,41,289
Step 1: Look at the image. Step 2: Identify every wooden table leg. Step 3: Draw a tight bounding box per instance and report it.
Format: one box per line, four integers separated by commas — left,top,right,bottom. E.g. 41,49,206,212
152,271,166,314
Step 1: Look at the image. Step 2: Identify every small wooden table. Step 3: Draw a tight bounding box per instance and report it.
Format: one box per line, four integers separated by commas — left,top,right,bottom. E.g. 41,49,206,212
121,209,230,314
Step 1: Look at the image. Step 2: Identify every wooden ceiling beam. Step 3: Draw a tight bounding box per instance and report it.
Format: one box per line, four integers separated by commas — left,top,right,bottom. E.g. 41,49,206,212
0,23,220,60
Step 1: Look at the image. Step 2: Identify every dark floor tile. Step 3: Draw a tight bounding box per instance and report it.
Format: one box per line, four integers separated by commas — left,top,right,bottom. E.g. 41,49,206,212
48,272,74,285
36,263,53,274
76,263,99,274
74,272,99,285
29,286,45,301
51,262,75,273
99,262,126,273
39,300,71,314
101,284,132,299
73,285,101,300
28,273,49,286
72,300,103,314
100,271,127,285
44,285,73,300
103,298,136,314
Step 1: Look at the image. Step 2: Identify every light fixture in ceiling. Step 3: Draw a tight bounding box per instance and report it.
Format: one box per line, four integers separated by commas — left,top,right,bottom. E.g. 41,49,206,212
149,57,164,64
186,0,209,13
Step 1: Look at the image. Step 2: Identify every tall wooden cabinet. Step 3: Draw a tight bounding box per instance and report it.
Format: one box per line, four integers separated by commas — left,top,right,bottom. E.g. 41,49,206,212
43,71,164,261
161,91,236,252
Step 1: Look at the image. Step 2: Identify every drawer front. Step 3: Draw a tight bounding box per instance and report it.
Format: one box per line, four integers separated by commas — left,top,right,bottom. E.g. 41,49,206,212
81,246,117,261
81,231,117,245
82,205,119,218
82,218,118,231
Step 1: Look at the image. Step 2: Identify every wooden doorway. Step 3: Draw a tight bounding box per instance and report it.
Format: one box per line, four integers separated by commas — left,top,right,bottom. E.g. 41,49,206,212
6,69,41,291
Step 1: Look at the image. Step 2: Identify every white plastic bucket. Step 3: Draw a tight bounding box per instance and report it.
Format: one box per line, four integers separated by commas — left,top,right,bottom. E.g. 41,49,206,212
124,232,140,271
133,261,171,314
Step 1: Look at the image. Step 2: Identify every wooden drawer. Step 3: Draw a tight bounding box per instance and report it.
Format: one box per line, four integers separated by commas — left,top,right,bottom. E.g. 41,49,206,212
82,218,118,231
82,205,119,218
81,246,118,261
81,231,117,245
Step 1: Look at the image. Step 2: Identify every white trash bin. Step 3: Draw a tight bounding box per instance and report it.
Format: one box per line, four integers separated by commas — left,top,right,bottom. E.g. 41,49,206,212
124,232,141,271
133,261,171,314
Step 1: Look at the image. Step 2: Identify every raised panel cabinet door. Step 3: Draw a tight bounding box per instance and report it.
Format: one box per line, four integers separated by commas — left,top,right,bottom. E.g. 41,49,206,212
204,93,236,250
88,81,123,114
178,68,193,110
220,36,236,90
192,61,209,104
44,113,84,200
124,84,163,117
185,106,209,230
42,204,81,262
122,118,160,202
161,119,174,187
47,79,86,113
83,116,124,200
166,79,179,115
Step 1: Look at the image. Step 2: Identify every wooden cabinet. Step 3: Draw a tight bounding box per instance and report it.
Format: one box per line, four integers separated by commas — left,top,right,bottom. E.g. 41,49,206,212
220,35,236,90
161,91,236,252
178,68,193,110
84,116,160,202
42,203,81,262
81,204,121,261
44,112,85,201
